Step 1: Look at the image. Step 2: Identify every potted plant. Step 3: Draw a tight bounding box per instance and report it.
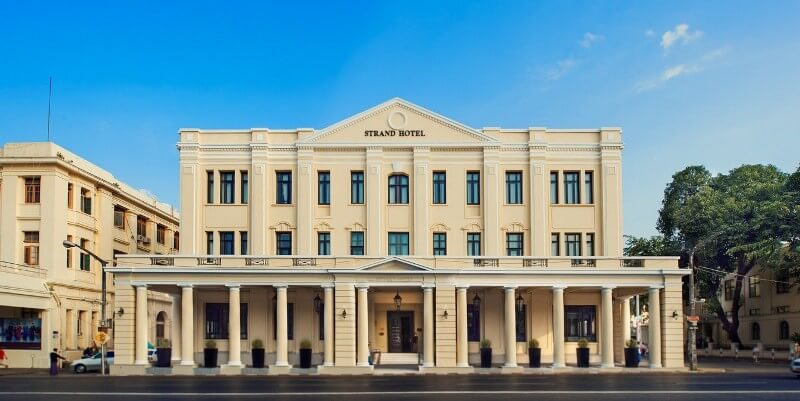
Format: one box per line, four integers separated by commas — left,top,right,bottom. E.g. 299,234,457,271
791,332,800,354
479,339,492,368
251,339,265,368
156,338,172,368
528,338,541,368
204,340,218,368
576,338,590,367
624,339,640,368
299,339,313,369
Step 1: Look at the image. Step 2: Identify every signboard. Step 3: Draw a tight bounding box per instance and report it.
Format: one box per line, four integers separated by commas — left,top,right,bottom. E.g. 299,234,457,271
0,318,42,350
686,315,700,323
94,331,110,345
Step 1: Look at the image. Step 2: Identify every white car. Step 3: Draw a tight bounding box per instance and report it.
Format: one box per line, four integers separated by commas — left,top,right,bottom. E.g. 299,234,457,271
70,351,114,373
791,357,800,376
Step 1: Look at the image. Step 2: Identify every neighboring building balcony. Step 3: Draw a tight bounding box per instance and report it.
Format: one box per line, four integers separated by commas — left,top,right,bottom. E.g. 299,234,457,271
114,255,680,271
0,261,47,279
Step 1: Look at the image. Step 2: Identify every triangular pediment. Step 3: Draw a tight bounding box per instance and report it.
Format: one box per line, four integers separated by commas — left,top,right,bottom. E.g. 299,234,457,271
301,98,498,145
356,257,432,272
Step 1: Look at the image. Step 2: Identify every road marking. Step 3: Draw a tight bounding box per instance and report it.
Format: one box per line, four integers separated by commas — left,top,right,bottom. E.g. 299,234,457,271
1,391,800,396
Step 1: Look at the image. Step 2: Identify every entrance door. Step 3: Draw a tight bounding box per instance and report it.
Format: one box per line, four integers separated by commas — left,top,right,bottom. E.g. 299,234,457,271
387,311,414,353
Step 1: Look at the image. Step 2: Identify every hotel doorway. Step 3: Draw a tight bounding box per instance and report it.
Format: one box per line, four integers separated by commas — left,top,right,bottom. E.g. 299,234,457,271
387,311,415,353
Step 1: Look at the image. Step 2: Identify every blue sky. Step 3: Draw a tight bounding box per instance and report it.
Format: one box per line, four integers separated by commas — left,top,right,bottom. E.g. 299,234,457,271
1,1,798,237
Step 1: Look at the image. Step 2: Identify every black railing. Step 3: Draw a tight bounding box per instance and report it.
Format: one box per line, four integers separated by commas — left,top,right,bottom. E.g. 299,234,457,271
523,258,548,267
150,257,174,266
620,259,645,268
245,258,269,266
571,259,596,267
473,258,499,267
197,257,221,266
293,258,317,267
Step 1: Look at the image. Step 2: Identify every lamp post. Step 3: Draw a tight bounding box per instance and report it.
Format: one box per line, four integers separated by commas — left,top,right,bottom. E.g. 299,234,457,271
63,240,109,375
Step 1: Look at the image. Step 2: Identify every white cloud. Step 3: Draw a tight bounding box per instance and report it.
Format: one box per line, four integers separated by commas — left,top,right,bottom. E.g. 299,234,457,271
544,59,576,81
661,24,703,50
645,29,655,37
636,63,701,92
579,32,604,48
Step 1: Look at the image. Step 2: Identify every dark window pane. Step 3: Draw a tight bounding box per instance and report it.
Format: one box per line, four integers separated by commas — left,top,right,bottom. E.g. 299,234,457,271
432,172,446,204
350,231,364,255
388,174,409,204
505,172,522,204
318,171,330,205
220,231,234,255
220,171,235,204
564,172,579,204
277,232,292,255
467,304,480,341
433,232,446,255
351,171,364,204
277,172,292,204
467,172,480,205
565,305,596,342
467,233,481,256
318,232,331,255
506,233,523,256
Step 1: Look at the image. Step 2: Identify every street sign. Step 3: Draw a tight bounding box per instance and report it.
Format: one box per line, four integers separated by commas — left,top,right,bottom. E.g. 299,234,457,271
94,331,111,345
686,315,700,323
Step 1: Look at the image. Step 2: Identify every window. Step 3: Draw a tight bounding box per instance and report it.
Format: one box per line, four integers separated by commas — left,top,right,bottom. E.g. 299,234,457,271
751,322,760,340
240,232,248,255
467,233,481,256
173,232,180,251
551,233,560,256
351,171,364,204
24,177,40,203
79,239,91,271
724,280,734,301
206,232,213,255
240,171,249,204
156,312,166,340
318,232,331,256
113,206,125,229
350,231,364,256
433,233,447,256
779,321,790,340
80,188,92,214
156,225,166,245
564,172,579,204
219,232,234,255
550,172,559,204
506,233,523,256
565,305,596,342
584,171,594,204
23,231,39,266
77,311,84,336
67,183,74,209
205,303,248,340
318,300,325,340
273,302,294,340
585,233,595,257
137,217,147,239
388,232,409,256
432,171,446,204
66,235,73,268
276,172,292,204
388,174,409,204
515,304,526,342
220,171,235,204
505,171,522,204
566,233,581,256
206,171,214,203
467,303,480,341
276,232,292,255
318,171,330,205
749,275,761,298
776,274,791,294
466,171,480,205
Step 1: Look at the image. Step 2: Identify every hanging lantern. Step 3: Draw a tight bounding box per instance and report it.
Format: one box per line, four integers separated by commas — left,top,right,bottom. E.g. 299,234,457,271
394,290,402,310
472,294,481,309
516,294,524,312
313,294,322,314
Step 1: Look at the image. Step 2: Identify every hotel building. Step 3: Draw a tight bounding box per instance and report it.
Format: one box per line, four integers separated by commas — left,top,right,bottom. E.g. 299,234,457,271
0,142,179,367
109,98,688,375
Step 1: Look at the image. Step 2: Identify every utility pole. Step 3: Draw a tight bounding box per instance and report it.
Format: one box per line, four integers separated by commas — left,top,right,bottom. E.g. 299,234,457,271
688,246,698,371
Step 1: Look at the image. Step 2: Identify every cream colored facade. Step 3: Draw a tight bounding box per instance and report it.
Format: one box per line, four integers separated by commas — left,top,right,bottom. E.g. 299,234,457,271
109,98,688,375
0,142,179,367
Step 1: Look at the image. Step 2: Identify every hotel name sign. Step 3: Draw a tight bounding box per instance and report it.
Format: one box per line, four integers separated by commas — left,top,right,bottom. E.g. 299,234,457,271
364,110,425,137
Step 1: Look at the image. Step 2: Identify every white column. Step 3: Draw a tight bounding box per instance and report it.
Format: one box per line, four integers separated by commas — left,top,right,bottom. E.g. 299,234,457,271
134,285,148,365
171,293,182,361
552,286,566,368
275,285,289,367
323,284,334,366
227,285,241,366
180,285,195,366
456,286,469,367
622,296,631,344
601,286,615,368
356,285,370,367
423,285,434,367
503,286,518,367
648,287,662,368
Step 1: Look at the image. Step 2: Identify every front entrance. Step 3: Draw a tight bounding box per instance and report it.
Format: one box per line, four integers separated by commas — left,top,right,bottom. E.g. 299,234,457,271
387,311,415,353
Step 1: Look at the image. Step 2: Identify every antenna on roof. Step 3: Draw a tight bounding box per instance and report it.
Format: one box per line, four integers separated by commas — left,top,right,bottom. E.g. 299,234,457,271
47,77,53,142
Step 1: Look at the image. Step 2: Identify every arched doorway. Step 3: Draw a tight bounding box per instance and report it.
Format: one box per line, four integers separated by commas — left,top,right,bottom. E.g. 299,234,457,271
155,311,167,341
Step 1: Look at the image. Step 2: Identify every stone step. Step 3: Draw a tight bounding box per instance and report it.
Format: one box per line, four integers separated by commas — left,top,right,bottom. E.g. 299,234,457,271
378,353,419,365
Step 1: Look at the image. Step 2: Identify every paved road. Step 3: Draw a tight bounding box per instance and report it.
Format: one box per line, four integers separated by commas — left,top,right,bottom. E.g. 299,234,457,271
0,369,798,401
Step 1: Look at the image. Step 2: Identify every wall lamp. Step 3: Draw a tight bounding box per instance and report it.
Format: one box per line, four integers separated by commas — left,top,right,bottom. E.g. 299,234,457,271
441,310,449,320
340,309,347,319
672,310,679,319
116,307,125,318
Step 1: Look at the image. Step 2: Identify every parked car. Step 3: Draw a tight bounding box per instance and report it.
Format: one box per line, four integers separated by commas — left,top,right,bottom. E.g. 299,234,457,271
70,351,115,373
791,357,800,377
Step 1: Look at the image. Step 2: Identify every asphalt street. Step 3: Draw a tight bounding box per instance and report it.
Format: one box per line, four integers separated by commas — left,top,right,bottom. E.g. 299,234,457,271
0,366,798,401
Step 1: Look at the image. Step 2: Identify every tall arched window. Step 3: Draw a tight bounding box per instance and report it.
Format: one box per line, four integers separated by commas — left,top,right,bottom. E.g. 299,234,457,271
779,320,790,340
156,311,167,340
388,174,409,204
751,322,760,340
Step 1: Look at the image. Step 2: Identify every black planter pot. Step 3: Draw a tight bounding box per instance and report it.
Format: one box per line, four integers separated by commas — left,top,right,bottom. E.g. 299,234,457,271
252,348,265,368
299,348,312,369
528,348,541,368
156,348,172,368
480,348,492,368
576,348,590,367
203,348,218,368
624,347,640,368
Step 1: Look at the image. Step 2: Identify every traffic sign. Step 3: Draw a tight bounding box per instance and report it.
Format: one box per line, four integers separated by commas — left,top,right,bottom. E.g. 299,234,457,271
94,331,111,345
686,315,700,323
